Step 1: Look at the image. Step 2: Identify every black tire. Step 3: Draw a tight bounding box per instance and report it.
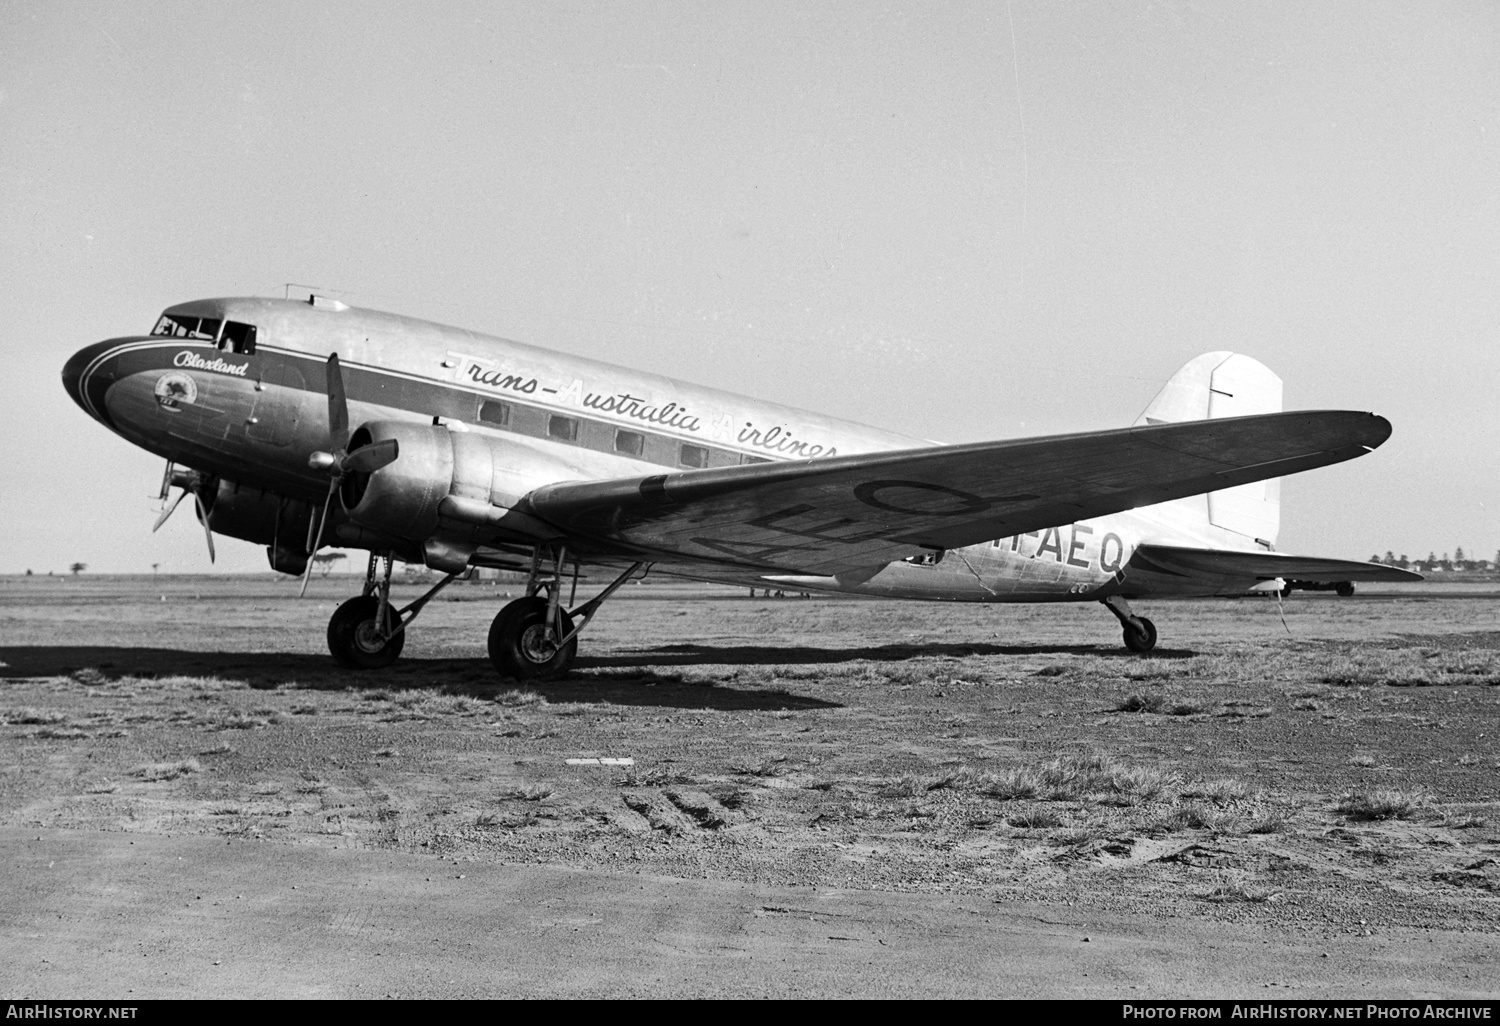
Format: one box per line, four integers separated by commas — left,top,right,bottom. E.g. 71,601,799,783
1335,582,1355,598
327,595,406,669
1123,616,1158,654
488,596,577,681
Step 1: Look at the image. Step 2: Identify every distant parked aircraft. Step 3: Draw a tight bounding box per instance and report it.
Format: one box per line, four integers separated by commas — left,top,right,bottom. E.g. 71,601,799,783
63,298,1419,678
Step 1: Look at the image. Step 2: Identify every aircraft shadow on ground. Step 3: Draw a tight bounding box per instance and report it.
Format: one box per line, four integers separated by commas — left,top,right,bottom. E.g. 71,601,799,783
0,647,841,713
0,641,1196,712
578,641,1198,666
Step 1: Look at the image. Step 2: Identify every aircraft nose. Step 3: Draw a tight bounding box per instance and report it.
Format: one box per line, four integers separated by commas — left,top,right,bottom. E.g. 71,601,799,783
62,339,128,423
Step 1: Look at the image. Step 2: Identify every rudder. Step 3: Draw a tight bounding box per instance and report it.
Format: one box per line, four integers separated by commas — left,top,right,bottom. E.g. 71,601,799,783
1134,353,1283,545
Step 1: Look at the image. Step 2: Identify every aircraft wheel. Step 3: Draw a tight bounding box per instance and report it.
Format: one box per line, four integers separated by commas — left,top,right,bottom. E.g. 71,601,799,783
488,597,577,681
327,596,406,669
1123,616,1158,654
1336,582,1355,597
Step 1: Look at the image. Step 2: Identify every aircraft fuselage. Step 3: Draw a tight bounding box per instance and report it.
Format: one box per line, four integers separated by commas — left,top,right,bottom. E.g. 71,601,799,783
62,296,1276,604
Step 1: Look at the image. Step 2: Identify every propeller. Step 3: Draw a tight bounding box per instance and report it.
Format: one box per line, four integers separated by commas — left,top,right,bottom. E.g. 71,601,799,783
152,463,216,563
300,353,399,596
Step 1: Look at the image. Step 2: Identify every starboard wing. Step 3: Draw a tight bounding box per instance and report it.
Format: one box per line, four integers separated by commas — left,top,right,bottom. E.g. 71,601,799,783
522,411,1392,576
1128,544,1423,583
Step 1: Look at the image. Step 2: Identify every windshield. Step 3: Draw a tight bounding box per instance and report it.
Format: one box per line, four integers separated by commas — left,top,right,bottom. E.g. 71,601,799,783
151,314,221,342
151,313,257,354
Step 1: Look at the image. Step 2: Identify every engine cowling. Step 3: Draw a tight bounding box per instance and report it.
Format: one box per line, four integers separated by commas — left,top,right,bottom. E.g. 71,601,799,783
206,479,316,546
339,421,498,540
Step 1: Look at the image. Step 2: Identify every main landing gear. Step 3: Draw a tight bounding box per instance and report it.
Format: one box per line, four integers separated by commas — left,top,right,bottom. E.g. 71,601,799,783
326,553,462,669
488,546,646,682
1101,595,1157,654
323,548,646,679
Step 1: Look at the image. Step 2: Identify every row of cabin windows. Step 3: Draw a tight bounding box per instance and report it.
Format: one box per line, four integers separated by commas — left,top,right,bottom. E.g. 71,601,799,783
151,314,258,355
477,398,771,470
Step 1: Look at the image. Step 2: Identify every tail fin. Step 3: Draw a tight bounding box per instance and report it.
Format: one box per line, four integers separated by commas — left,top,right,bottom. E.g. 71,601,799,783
1135,352,1284,545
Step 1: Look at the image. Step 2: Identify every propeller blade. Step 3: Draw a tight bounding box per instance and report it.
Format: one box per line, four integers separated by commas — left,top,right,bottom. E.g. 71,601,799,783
326,353,349,454
152,489,188,532
157,460,175,502
191,489,216,563
341,438,399,474
300,480,337,598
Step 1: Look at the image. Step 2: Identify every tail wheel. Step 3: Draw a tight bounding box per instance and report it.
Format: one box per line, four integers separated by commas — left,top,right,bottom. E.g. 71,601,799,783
327,595,406,669
1123,616,1158,654
488,596,577,681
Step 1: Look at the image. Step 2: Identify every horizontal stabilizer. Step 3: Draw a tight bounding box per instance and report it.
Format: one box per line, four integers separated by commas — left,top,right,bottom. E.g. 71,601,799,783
1129,544,1423,583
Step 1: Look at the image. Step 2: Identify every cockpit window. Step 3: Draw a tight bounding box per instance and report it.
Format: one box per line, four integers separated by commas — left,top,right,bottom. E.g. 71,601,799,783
151,314,221,342
150,314,256,354
220,321,256,355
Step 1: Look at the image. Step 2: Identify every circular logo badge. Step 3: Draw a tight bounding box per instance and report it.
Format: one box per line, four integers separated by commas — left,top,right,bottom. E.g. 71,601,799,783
153,372,197,411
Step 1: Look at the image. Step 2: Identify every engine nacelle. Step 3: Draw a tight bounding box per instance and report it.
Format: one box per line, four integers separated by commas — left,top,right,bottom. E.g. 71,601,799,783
205,479,317,551
339,421,497,540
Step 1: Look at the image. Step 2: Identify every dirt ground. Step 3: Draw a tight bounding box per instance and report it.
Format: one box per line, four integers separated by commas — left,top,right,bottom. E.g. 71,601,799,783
1,574,1498,998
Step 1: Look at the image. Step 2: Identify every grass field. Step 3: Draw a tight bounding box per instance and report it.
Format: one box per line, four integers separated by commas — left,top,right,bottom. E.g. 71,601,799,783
2,574,1498,943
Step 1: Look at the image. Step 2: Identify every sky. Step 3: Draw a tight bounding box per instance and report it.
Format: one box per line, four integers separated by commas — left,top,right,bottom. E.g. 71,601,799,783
1,0,1495,574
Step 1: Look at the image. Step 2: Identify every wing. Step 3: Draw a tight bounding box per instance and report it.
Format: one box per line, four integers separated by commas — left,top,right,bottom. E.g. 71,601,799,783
523,410,1392,576
1129,545,1423,583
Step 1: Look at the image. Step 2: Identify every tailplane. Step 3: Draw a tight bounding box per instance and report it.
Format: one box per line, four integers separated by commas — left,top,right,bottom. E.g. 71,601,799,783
1135,352,1283,545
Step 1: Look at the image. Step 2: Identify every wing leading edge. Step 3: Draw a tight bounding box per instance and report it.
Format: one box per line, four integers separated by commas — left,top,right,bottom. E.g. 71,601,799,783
522,410,1392,576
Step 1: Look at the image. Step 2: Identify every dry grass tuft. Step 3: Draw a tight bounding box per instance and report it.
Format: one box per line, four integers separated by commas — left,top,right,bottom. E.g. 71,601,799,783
981,767,1041,800
205,710,270,731
499,784,555,802
1117,693,1165,714
734,757,790,778
131,758,202,782
1201,871,1273,903
32,726,89,739
1246,812,1288,834
1165,802,1218,830
496,689,547,707
4,708,68,725
1336,789,1423,821
1180,779,1249,804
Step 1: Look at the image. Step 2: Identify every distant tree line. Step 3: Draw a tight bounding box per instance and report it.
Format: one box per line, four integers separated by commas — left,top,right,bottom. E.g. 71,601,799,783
1368,548,1499,573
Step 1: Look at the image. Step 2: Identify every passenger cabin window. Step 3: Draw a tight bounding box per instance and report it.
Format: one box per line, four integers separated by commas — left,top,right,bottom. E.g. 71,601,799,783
548,415,578,442
904,549,945,568
679,444,709,469
741,455,772,465
220,321,257,355
478,400,511,427
614,429,644,456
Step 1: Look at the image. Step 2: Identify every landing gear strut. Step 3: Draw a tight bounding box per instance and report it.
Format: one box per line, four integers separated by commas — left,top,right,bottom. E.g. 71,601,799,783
326,552,462,669
487,545,646,681
1101,595,1157,654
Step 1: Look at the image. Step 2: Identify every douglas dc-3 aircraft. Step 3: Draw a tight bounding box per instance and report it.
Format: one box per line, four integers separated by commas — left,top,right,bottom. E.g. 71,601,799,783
62,296,1419,679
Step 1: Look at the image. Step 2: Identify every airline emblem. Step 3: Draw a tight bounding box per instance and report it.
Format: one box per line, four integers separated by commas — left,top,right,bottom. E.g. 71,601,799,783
153,372,197,412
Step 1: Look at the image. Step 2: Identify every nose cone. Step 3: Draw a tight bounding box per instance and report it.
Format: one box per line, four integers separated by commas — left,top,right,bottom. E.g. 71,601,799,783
62,338,130,424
